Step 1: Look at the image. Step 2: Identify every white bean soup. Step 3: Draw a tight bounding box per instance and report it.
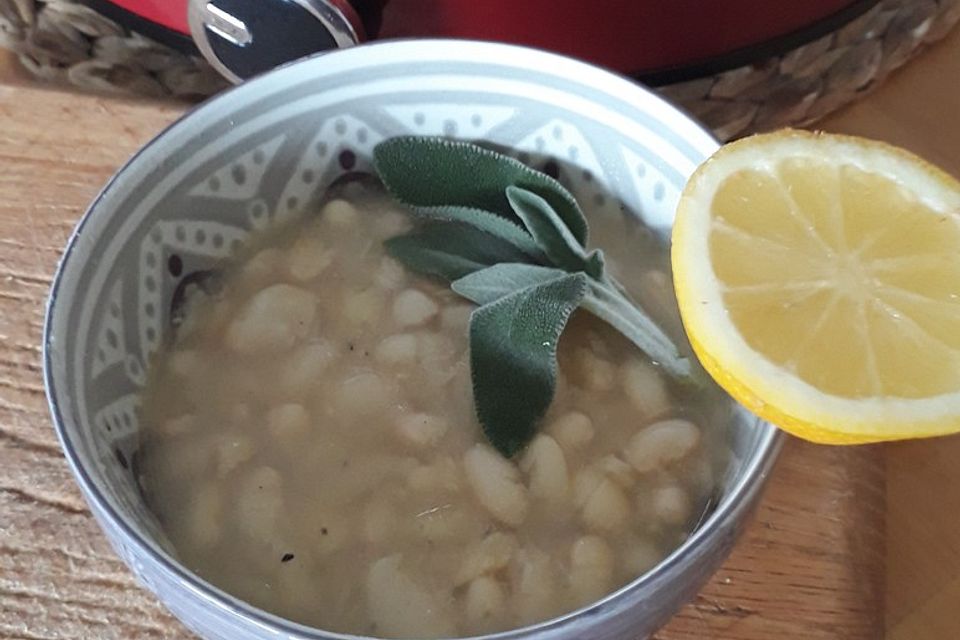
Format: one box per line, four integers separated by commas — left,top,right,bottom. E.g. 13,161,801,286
139,182,730,638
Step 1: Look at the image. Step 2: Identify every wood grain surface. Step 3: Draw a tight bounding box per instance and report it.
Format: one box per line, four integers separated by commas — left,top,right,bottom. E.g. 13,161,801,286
818,25,960,640
15,26,960,636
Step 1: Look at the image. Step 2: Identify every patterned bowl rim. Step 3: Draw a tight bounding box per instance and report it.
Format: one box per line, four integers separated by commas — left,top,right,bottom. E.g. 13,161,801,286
43,39,784,640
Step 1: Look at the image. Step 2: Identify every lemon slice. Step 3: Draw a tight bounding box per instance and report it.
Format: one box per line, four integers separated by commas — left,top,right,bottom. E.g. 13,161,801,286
672,130,960,444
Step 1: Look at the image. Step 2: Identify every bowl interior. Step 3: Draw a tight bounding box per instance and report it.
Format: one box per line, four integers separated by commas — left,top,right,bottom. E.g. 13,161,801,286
45,40,778,637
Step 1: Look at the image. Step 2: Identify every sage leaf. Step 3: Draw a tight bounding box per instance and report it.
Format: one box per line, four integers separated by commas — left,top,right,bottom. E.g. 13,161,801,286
506,186,604,278
452,263,569,306
470,272,589,457
386,222,534,282
374,137,589,245
412,205,546,262
582,278,692,378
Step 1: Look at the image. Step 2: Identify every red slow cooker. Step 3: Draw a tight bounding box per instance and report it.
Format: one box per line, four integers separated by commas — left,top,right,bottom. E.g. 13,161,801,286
85,0,877,83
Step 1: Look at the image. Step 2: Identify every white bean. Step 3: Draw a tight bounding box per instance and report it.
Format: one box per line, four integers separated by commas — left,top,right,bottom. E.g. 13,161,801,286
621,358,671,420
344,288,387,327
580,477,630,532
374,333,418,366
569,535,614,605
393,289,439,327
235,466,282,544
160,413,196,437
573,467,604,509
572,347,616,391
463,444,529,526
519,435,569,505
242,247,282,282
416,332,459,387
652,485,691,526
267,403,310,444
286,235,333,282
333,372,393,417
548,411,595,451
185,481,223,548
600,454,636,489
279,341,337,396
374,256,407,291
372,209,411,239
322,199,359,229
511,547,555,625
225,284,316,355
466,576,506,627
167,350,201,378
622,535,661,576
366,555,456,638
395,412,448,448
624,419,701,473
455,532,518,586
216,435,255,478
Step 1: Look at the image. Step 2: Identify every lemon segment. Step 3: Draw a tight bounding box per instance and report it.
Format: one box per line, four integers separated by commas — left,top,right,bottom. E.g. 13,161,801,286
672,130,960,444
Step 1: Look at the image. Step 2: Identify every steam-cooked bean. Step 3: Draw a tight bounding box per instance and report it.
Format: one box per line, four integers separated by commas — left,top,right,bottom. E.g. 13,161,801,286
511,547,556,625
396,413,449,448
168,350,201,378
572,347,616,391
235,466,283,544
242,247,282,282
375,256,407,291
374,333,418,366
322,199,359,229
464,444,529,526
267,403,310,444
600,455,636,489
366,555,456,638
286,234,333,282
225,284,316,355
278,342,337,396
161,413,196,437
569,535,614,604
216,435,254,478
466,576,506,627
393,288,439,327
548,411,595,451
652,485,691,526
344,288,387,327
333,372,393,417
580,476,630,532
621,358,671,421
184,482,223,548
624,419,701,473
520,435,569,505
455,532,518,586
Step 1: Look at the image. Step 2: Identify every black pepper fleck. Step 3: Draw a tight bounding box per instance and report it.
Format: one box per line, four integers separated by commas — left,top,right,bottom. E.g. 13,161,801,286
281,553,295,563
321,527,329,536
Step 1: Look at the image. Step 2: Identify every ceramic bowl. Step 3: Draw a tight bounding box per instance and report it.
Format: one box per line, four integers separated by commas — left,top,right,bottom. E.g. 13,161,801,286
43,40,782,640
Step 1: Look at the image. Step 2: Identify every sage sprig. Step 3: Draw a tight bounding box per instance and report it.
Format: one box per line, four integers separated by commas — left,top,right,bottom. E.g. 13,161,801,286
373,137,694,457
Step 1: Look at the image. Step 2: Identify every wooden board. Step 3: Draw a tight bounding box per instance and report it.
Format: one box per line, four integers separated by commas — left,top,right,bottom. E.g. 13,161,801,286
0,76,887,640
818,25,960,640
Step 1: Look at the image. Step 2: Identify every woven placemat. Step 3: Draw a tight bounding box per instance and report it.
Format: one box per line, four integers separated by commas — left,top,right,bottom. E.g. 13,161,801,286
1,0,958,138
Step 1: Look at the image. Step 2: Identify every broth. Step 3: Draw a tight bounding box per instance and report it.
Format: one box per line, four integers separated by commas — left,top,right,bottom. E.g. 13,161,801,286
139,185,729,638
